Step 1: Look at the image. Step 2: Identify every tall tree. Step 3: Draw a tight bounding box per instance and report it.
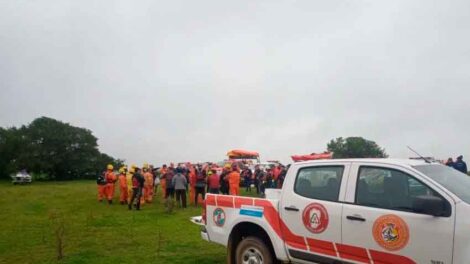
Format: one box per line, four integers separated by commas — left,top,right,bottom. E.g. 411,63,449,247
327,137,388,159
0,117,122,180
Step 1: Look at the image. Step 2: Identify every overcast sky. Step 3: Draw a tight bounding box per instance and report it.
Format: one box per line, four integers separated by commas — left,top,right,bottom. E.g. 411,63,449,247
1,0,469,165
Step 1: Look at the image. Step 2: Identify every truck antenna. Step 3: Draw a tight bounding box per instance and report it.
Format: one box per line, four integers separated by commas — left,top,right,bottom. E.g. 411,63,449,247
407,146,431,164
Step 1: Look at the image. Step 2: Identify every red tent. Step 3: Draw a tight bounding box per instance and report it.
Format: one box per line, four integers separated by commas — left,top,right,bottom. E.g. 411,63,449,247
291,152,333,162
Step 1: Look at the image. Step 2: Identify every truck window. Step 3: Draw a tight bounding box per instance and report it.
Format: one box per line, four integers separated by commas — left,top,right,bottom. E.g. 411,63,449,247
356,166,440,212
294,166,344,202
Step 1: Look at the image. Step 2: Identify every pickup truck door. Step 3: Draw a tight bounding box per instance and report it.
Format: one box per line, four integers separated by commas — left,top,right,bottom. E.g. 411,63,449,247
279,162,350,263
341,163,455,264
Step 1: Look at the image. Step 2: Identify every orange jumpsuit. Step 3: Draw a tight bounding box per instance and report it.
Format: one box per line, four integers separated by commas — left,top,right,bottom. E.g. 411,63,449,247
126,173,133,204
144,172,154,202
228,171,241,196
98,185,106,201
189,167,196,205
160,168,168,199
118,173,128,203
105,171,117,202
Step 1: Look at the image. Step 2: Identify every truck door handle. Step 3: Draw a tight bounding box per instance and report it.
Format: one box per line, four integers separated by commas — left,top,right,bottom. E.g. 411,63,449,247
284,206,299,212
346,215,366,222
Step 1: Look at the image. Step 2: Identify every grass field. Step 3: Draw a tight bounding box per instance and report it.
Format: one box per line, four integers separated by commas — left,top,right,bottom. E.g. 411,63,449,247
0,181,251,264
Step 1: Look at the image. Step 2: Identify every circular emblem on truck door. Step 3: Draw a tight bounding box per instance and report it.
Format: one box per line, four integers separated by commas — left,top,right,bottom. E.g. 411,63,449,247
302,203,329,234
213,208,226,227
372,214,409,251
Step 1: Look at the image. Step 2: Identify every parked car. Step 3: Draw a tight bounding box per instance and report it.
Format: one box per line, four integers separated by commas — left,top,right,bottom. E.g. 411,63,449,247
11,171,32,185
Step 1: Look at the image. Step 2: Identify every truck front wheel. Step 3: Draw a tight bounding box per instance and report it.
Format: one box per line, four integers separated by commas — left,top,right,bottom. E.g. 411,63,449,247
235,237,273,264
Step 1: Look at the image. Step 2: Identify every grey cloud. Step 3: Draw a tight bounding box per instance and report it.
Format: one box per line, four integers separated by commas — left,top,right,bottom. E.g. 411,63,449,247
1,0,469,165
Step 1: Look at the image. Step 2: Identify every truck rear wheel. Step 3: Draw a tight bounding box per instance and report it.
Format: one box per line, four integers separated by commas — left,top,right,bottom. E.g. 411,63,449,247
235,237,273,264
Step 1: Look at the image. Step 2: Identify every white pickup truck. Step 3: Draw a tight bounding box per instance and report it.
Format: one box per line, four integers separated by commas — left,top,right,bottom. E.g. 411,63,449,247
194,159,470,264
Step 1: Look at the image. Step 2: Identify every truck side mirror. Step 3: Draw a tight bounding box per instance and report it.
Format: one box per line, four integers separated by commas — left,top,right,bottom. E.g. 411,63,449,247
412,196,450,217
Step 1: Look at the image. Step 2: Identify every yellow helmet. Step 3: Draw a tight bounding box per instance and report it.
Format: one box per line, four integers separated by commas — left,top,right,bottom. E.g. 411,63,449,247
224,163,232,169
129,167,135,174
143,163,149,169
107,164,114,170
131,164,137,169
119,167,126,174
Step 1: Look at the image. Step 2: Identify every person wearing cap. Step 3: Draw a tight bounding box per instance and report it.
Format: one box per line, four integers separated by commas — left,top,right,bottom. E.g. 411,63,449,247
143,166,154,203
207,169,220,194
129,167,145,210
453,155,468,174
118,167,128,205
105,164,117,204
126,165,136,204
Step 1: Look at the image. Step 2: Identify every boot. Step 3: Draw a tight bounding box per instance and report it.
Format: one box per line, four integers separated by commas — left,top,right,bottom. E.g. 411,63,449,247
108,200,112,205
128,203,132,210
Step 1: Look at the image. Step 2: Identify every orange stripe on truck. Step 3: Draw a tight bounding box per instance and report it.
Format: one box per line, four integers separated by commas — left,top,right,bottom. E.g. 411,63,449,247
205,194,415,264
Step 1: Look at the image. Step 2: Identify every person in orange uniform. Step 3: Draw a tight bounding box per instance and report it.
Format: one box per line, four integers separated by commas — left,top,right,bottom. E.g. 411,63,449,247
159,165,168,199
105,164,117,204
143,167,154,203
188,164,197,205
97,171,107,202
228,164,241,196
126,165,135,204
118,167,128,205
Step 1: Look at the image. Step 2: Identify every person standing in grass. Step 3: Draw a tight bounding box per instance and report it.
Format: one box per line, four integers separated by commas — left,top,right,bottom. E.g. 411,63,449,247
228,164,241,196
219,164,230,195
194,166,206,206
159,165,168,199
241,167,253,192
118,166,128,205
165,167,176,199
207,169,220,194
172,167,188,208
153,167,160,197
96,171,107,202
129,167,145,210
143,166,154,203
126,165,135,204
105,164,117,204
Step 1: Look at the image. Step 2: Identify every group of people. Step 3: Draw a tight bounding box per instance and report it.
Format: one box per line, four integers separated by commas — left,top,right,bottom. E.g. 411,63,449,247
96,164,156,210
96,161,287,211
445,155,468,174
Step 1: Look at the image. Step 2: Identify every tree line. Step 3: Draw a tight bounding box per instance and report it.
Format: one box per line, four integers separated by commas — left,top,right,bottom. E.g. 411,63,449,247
0,117,123,180
0,116,388,181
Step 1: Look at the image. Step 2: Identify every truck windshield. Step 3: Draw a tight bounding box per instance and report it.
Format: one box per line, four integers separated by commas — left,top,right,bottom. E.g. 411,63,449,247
413,164,470,204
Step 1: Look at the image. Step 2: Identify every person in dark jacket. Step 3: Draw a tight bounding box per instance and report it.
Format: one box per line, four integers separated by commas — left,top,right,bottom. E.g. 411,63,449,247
164,168,176,199
129,167,145,210
453,155,468,174
242,167,253,192
219,166,230,195
194,168,206,206
253,165,262,194
278,166,287,188
445,158,454,167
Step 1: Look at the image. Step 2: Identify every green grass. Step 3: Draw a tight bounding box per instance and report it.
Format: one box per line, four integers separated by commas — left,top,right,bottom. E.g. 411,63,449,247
0,181,252,264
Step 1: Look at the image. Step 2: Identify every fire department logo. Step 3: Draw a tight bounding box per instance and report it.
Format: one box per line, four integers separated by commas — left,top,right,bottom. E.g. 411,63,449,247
373,214,409,251
213,208,226,227
302,203,329,234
